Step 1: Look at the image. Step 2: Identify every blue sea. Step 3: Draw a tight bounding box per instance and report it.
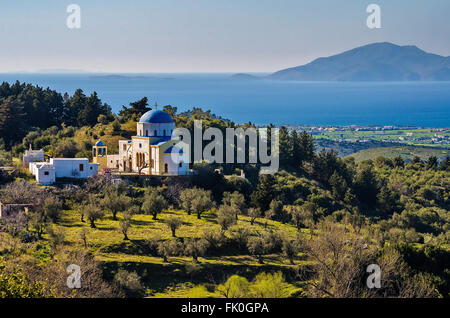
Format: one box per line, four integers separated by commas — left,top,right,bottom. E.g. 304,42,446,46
1,73,450,127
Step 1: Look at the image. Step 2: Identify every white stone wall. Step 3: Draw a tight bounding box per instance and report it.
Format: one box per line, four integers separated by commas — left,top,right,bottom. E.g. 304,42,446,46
29,162,39,176
152,147,160,174
107,154,120,169
137,123,175,137
118,140,132,171
163,153,187,175
131,137,150,172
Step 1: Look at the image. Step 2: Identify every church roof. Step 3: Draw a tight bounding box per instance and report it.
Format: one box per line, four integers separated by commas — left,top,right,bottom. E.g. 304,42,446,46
139,110,173,124
95,140,105,147
164,146,183,154
150,136,171,145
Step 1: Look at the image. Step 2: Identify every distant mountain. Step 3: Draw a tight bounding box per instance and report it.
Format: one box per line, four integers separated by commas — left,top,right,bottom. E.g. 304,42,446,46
89,74,174,80
269,42,450,81
36,69,89,74
230,73,261,80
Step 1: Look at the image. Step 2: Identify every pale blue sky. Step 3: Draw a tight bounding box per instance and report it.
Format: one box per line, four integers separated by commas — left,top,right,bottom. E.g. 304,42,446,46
0,0,449,72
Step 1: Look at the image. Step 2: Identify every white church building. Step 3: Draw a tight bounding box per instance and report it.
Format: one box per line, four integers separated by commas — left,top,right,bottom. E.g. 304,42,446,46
96,109,188,175
27,109,187,185
22,145,44,165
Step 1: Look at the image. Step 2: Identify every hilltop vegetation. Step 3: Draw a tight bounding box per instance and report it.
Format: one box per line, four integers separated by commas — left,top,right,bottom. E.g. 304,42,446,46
349,146,450,162
0,81,115,150
0,82,449,298
1,154,449,297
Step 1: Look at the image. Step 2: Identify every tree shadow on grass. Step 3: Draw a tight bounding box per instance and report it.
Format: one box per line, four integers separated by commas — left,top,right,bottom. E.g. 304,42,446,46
163,210,179,216
157,218,193,227
96,226,117,231
100,239,152,255
204,255,255,265
131,219,153,226
200,213,219,224
58,223,84,228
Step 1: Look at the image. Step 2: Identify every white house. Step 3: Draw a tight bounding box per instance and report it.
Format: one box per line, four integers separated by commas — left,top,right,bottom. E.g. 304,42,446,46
29,162,55,185
30,158,98,185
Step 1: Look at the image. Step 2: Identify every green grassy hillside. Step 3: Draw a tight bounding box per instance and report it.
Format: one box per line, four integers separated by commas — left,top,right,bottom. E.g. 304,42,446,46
58,207,305,298
348,146,450,162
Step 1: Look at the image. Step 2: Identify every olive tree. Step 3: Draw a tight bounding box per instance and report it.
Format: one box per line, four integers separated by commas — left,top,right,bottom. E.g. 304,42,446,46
191,189,214,220
47,225,66,256
142,188,167,220
43,196,63,223
247,233,274,264
28,210,47,239
229,226,251,250
101,186,131,221
119,210,134,240
290,203,316,236
157,239,182,263
180,188,214,219
184,238,209,263
166,216,183,237
281,238,299,265
85,203,104,228
202,228,226,249
264,209,274,229
179,188,196,215
217,205,237,231
248,207,261,226
267,199,283,223
222,191,246,220
79,227,89,248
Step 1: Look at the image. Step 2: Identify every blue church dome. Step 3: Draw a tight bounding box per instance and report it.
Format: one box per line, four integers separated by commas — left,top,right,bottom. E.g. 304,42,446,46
95,140,105,147
139,110,173,124
164,146,183,154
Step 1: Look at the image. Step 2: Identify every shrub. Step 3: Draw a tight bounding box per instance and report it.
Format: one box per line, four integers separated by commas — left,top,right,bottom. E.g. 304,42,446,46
216,275,250,298
43,196,63,223
250,272,291,298
114,269,144,297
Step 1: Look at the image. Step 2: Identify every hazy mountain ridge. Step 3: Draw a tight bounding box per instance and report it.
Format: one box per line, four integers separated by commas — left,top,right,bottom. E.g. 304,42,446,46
268,42,450,81
230,73,261,80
